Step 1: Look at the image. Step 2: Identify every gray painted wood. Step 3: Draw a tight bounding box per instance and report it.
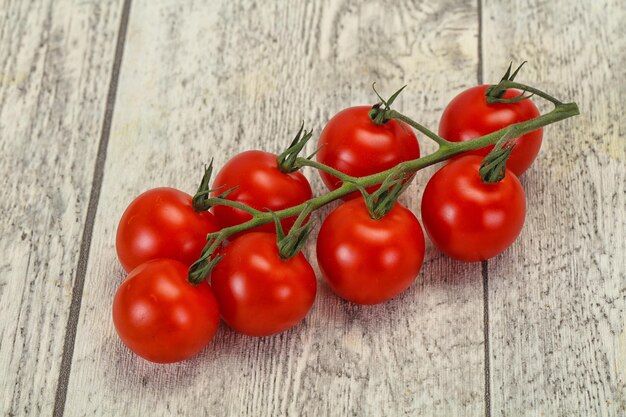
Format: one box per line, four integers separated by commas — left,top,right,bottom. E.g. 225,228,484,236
482,0,626,416
63,1,485,416
4,0,620,416
0,0,124,415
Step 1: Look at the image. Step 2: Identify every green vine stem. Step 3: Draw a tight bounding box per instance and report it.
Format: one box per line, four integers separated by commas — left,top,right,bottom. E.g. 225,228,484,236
188,83,579,283
194,196,261,215
488,80,563,105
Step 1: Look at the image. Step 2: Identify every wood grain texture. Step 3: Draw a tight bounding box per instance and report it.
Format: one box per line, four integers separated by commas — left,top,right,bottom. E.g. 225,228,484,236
0,0,124,415
482,0,626,416
63,0,486,416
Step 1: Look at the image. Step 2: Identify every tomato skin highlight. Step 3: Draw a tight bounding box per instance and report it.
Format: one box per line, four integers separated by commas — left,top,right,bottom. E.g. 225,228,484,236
316,199,425,305
317,106,420,199
116,187,220,272
421,155,526,262
112,259,220,363
211,150,312,234
439,85,542,176
211,233,317,336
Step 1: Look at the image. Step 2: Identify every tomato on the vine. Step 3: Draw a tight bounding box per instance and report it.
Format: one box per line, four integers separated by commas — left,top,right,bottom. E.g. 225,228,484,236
421,155,526,262
439,85,542,176
112,259,219,363
316,198,425,305
211,232,317,336
317,106,420,198
211,150,312,234
116,187,220,272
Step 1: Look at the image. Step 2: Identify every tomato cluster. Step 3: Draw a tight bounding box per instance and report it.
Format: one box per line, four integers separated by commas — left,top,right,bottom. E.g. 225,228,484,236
112,82,542,363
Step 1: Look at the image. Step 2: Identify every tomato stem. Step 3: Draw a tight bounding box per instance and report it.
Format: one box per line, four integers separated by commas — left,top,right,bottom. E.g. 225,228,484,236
193,197,262,215
187,86,579,284
368,84,407,125
192,160,215,212
385,109,451,147
277,123,314,173
491,80,563,106
354,174,414,220
485,61,527,101
295,158,353,182
188,236,225,285
274,206,314,260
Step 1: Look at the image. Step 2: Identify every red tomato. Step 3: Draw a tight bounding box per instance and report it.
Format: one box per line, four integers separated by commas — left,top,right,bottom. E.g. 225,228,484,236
439,85,542,176
116,188,220,272
421,155,526,262
211,151,312,234
316,106,420,199
112,259,219,363
316,198,425,305
211,233,317,336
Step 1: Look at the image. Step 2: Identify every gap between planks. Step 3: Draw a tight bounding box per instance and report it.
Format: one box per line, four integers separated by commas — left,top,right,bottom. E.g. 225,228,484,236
477,0,491,416
52,0,133,416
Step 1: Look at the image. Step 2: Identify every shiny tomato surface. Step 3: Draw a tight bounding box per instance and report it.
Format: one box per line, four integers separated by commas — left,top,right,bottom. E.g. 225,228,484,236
112,259,220,363
212,150,312,234
116,187,220,272
316,198,425,304
211,233,317,336
421,156,526,261
439,85,542,176
317,106,420,198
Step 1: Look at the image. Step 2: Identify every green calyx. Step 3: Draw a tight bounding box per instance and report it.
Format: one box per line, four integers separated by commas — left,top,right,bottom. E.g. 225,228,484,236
485,61,534,104
354,174,413,220
369,84,451,147
368,83,407,125
188,234,225,285
277,123,316,173
191,159,215,212
273,206,314,260
479,142,515,183
191,159,238,212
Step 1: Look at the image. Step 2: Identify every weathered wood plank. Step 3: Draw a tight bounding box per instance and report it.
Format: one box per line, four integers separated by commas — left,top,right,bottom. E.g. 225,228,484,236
0,0,125,415
64,0,485,416
482,0,626,415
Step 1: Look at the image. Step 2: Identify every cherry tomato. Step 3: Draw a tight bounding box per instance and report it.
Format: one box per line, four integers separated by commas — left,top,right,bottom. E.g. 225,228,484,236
211,150,312,234
316,106,420,199
316,198,425,305
116,188,220,272
439,85,542,176
211,233,317,336
421,155,526,262
112,259,219,363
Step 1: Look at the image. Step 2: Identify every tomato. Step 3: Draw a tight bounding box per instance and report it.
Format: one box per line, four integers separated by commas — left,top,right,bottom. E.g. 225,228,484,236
116,188,220,272
211,233,317,336
439,85,542,176
316,198,425,305
316,106,420,198
211,150,312,234
421,155,526,262
112,259,219,363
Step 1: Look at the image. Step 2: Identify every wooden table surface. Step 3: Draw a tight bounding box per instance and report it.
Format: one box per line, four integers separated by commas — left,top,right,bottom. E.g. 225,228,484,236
1,0,624,416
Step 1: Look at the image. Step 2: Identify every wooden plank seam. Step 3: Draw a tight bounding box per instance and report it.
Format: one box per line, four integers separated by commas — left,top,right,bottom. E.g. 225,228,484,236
52,1,133,416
